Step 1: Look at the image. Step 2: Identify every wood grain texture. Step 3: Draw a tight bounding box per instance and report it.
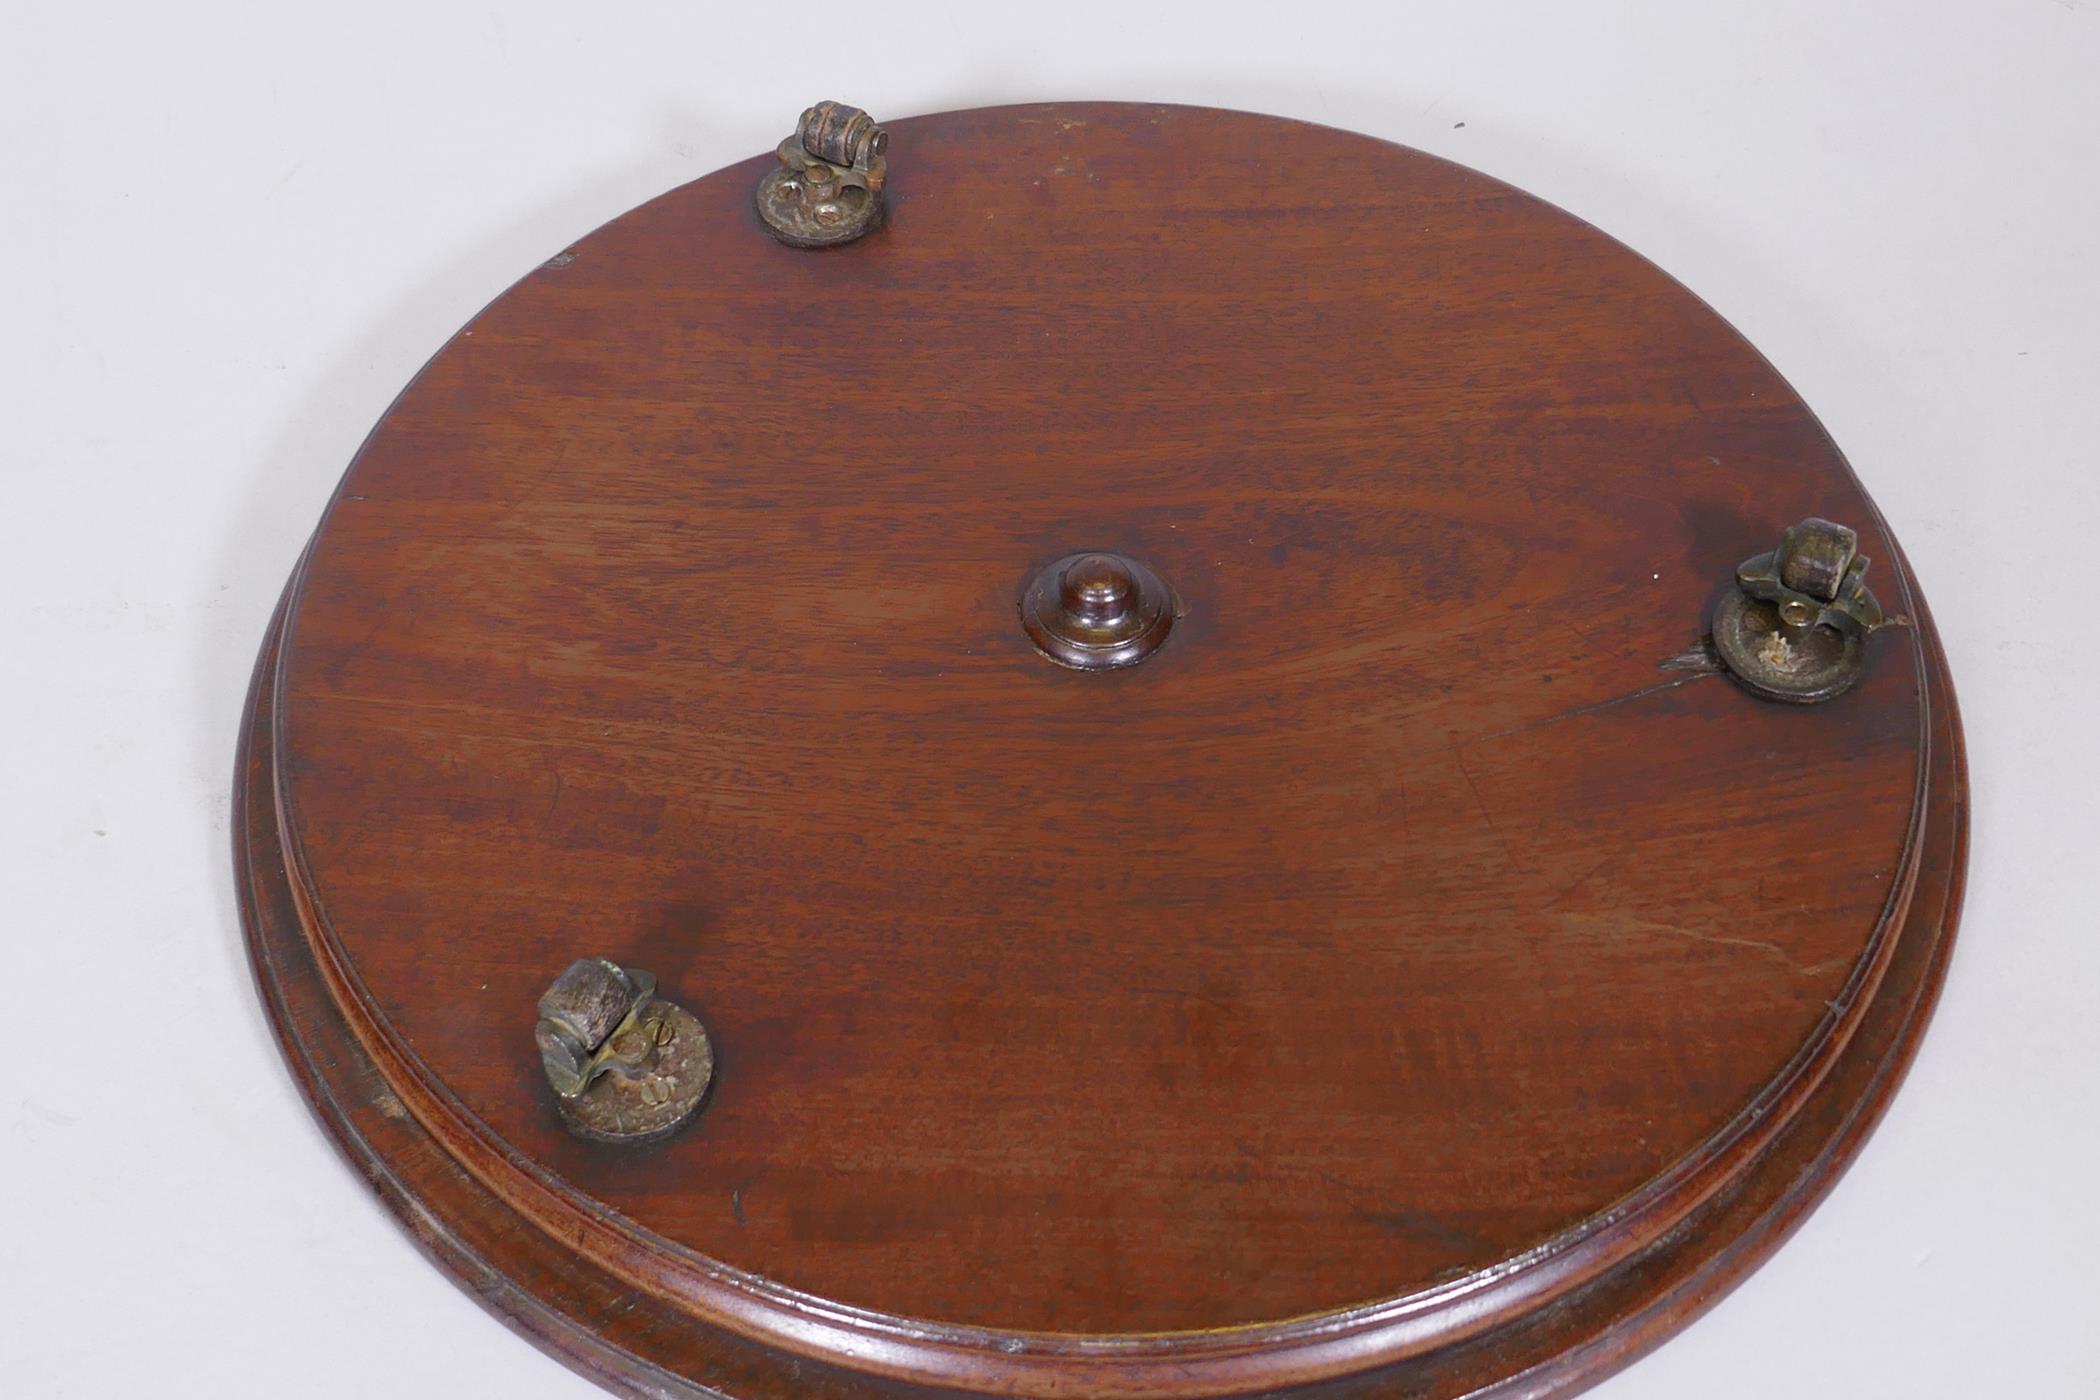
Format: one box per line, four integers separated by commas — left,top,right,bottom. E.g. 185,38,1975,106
240,103,1966,1397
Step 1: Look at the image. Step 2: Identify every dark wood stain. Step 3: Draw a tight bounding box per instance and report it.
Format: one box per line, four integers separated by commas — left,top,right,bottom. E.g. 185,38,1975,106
240,103,1964,1398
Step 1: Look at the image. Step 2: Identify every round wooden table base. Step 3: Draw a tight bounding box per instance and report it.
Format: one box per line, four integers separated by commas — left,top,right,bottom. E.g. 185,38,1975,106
239,104,1967,1399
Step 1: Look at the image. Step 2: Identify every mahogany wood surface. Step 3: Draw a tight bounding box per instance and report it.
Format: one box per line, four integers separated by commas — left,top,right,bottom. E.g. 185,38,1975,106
241,103,1966,1397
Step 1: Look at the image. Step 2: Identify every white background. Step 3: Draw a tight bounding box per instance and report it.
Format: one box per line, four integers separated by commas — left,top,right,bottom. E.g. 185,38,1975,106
4,2,2097,1395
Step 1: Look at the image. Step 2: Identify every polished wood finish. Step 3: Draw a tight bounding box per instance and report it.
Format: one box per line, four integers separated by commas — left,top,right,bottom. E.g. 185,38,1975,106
240,103,1966,1398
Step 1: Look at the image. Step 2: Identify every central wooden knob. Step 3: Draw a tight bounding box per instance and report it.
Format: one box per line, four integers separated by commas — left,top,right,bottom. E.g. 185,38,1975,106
1020,550,1176,671
1060,554,1138,625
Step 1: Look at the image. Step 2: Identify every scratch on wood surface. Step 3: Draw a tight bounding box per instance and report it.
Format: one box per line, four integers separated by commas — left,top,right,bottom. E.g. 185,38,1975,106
1315,1169,1487,1254
1598,912,1817,977
1130,985,1237,1017
1473,670,1717,747
1453,749,1517,868
1654,924,1798,966
1659,646,1722,673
